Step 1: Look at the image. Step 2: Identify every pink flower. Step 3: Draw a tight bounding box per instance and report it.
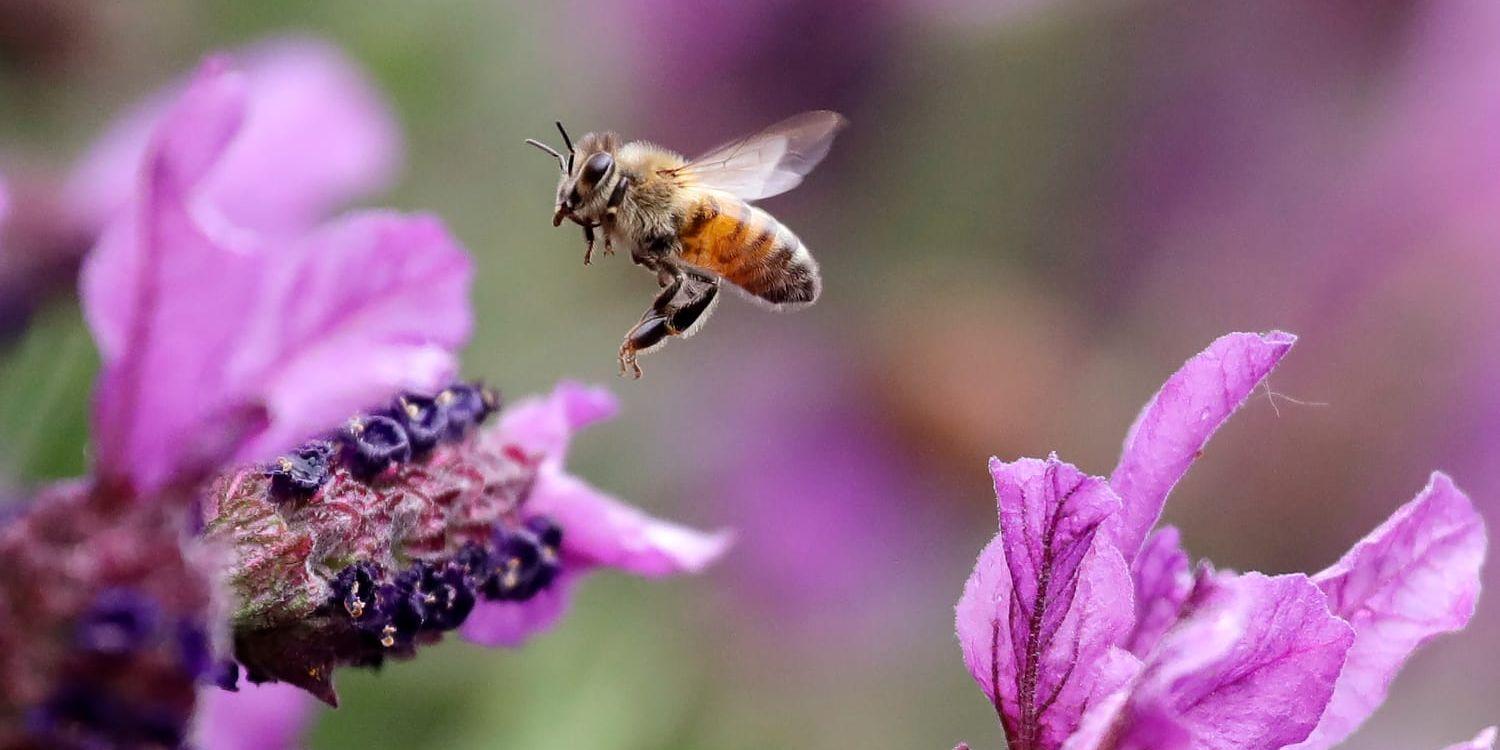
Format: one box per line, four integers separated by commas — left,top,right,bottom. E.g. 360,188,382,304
65,35,399,236
0,34,399,340
79,56,468,497
956,332,1490,750
0,52,464,746
1,51,726,745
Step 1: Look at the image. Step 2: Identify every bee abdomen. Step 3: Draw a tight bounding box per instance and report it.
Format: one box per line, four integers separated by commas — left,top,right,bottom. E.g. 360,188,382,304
678,197,821,309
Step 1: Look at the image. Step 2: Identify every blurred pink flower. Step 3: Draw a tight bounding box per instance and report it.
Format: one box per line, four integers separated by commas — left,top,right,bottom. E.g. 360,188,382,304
79,56,468,497
462,382,732,647
194,682,317,750
65,35,400,235
0,53,462,745
955,332,1489,750
1,34,400,339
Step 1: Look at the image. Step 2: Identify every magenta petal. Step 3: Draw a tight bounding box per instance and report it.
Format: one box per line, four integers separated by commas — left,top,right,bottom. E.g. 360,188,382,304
527,467,732,576
956,455,1133,750
1144,572,1353,750
488,381,619,464
1290,472,1488,750
1067,582,1250,750
193,682,317,750
461,574,575,648
1442,728,1498,750
1108,331,1296,560
1123,526,1193,657
67,38,399,233
226,210,473,464
82,61,471,494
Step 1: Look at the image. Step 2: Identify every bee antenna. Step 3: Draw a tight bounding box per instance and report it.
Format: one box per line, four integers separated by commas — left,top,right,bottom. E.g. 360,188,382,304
555,121,576,173
525,138,567,172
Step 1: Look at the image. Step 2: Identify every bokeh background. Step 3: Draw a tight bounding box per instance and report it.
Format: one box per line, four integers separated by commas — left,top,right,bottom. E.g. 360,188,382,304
1,1,1495,747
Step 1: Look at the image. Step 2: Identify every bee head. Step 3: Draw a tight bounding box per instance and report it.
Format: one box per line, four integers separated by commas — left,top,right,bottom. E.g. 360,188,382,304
528,123,620,227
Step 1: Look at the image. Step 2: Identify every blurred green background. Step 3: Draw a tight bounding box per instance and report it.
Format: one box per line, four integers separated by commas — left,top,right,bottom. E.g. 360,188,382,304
1,1,1495,748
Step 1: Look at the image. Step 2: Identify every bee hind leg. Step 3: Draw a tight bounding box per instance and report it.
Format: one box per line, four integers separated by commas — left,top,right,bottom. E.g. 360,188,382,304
617,274,719,379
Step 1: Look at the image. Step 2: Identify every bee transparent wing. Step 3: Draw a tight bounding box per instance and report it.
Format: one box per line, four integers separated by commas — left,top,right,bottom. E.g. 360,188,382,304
671,111,847,201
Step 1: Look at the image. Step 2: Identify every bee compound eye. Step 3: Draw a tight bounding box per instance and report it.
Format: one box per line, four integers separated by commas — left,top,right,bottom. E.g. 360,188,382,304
581,151,613,186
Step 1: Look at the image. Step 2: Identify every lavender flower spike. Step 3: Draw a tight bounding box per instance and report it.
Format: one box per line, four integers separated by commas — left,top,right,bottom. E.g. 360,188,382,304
956,332,1489,750
205,381,731,701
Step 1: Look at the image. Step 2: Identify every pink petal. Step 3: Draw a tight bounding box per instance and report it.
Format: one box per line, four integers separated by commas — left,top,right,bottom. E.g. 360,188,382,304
1108,331,1296,560
487,381,619,464
66,37,398,233
461,574,575,648
1290,472,1487,750
528,466,732,576
82,60,471,495
955,455,1133,750
193,682,317,750
1131,572,1353,750
1442,727,1498,750
1122,526,1193,657
226,210,473,464
1065,581,1249,750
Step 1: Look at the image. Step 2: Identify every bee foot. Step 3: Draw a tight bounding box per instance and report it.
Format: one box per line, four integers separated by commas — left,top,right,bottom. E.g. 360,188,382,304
617,345,642,379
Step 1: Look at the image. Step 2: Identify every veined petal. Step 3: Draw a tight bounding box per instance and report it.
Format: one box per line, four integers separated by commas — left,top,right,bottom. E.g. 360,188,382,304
82,60,471,496
956,455,1133,750
1130,572,1352,750
1108,331,1296,560
66,37,398,233
1123,526,1193,657
1064,579,1247,750
461,573,575,648
1290,472,1487,750
193,682,317,750
528,467,732,576
1442,727,1497,750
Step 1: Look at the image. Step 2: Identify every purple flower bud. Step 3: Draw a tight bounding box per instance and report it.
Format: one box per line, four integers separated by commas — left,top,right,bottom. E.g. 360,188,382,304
266,440,335,502
329,562,383,623
390,393,448,455
485,521,561,602
438,383,499,441
340,415,410,479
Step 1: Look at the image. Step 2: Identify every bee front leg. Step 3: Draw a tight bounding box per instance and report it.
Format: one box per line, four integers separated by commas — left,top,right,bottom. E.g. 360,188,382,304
581,222,597,265
602,176,630,258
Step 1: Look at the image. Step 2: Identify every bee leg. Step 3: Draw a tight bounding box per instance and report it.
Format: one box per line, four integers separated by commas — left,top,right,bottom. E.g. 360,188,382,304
645,271,684,316
581,223,597,265
666,277,720,338
619,270,690,379
602,177,629,257
619,315,669,379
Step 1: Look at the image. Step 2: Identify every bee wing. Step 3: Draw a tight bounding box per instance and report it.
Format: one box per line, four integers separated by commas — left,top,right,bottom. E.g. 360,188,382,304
670,111,847,201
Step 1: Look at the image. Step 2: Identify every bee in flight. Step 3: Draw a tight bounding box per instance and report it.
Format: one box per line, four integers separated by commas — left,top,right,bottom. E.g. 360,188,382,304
526,111,847,378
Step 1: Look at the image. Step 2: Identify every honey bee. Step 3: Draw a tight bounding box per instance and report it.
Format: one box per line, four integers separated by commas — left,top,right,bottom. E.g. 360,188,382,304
526,111,847,377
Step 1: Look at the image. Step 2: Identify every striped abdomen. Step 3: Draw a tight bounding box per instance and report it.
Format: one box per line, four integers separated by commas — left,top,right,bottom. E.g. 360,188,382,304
675,191,820,308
